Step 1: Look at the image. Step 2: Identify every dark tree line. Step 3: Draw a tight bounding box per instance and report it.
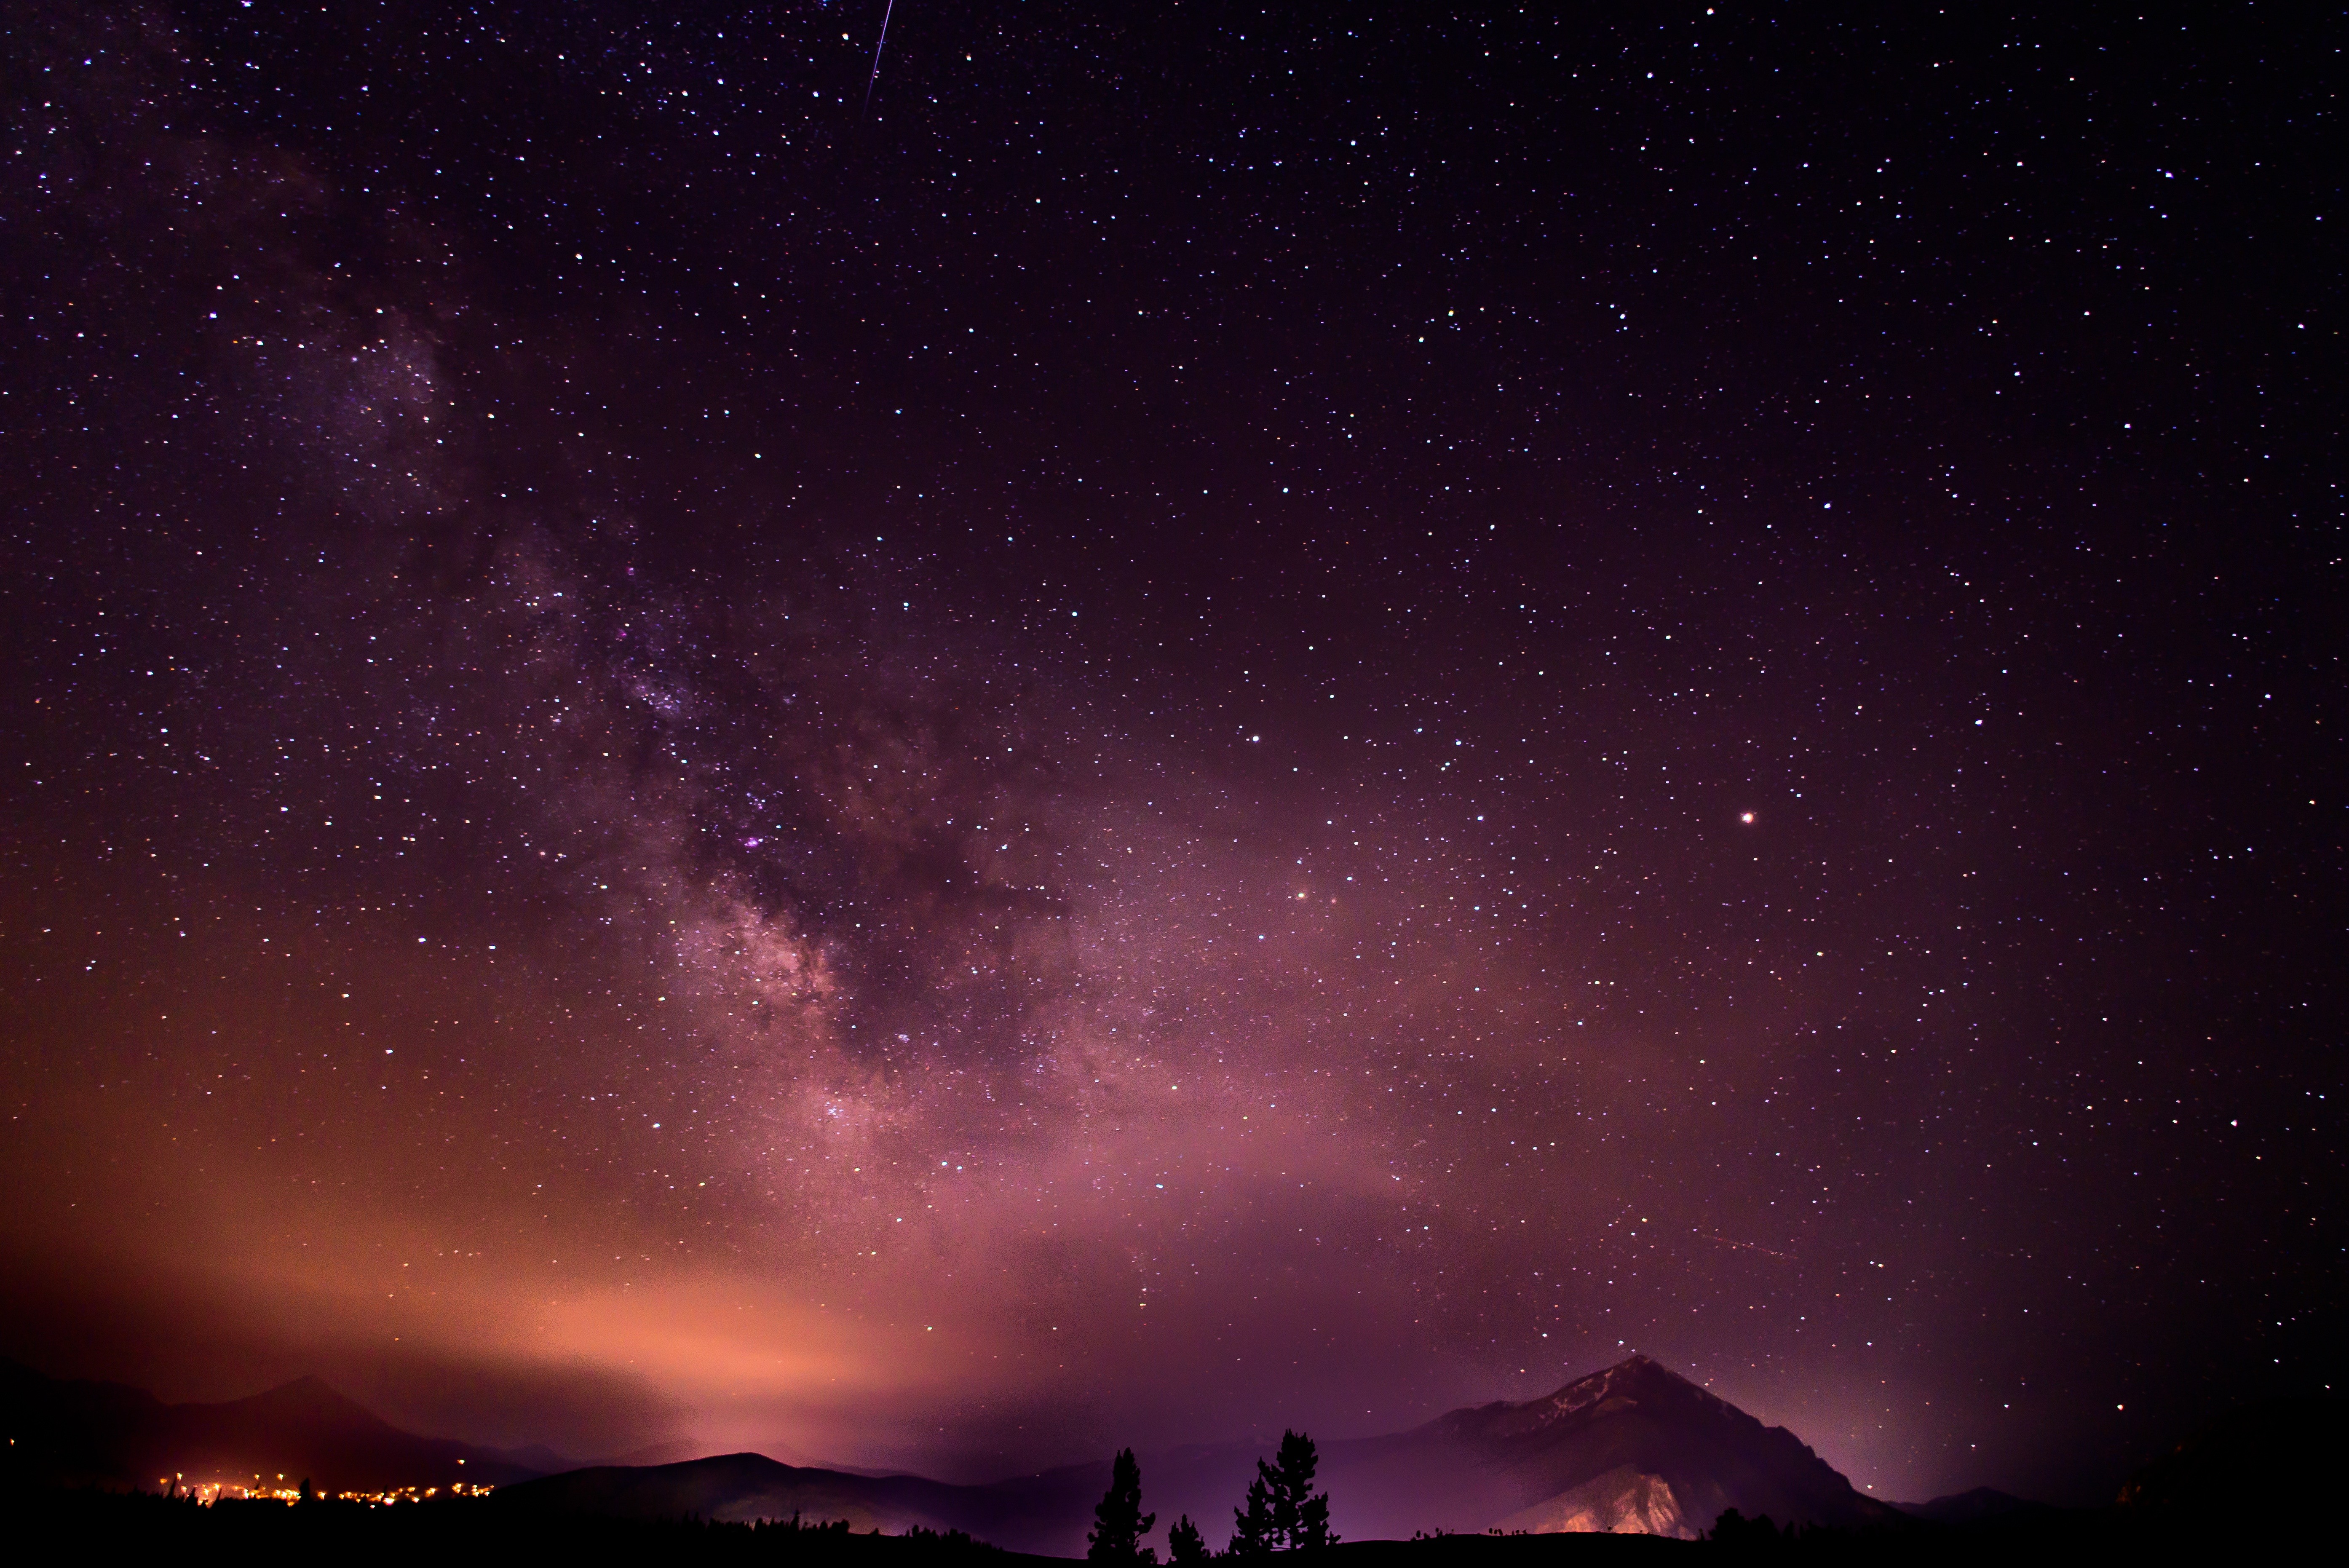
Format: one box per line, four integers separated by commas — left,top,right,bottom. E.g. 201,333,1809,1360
1087,1431,1334,1564
0,1485,1003,1560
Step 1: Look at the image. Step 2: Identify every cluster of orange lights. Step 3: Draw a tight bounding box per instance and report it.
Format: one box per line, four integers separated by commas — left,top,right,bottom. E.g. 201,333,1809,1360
158,1473,495,1504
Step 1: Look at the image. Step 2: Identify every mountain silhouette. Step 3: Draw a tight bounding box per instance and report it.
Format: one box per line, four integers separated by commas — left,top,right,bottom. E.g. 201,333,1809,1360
20,1351,2338,1553
494,1355,1897,1548
3,1353,1901,1542
1418,1354,1902,1535
492,1450,1101,1545
0,1359,554,1492
1891,1485,2057,1524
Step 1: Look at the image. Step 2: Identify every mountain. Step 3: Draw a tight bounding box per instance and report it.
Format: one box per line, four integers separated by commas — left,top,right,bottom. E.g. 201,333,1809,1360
22,1353,2344,1554
0,1359,555,1493
494,1356,1899,1548
1891,1487,2057,1525
1381,1355,1902,1539
587,1437,725,1470
3,1352,1895,1544
492,1451,1104,1549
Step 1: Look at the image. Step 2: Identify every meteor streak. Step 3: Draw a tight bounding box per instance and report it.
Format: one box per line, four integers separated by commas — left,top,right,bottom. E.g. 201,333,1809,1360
863,0,897,117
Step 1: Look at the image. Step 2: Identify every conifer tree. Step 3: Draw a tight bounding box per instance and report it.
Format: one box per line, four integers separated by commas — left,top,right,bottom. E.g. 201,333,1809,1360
1231,1429,1335,1552
1167,1514,1210,1564
1089,1448,1158,1563
1294,1486,1334,1551
1266,1429,1335,1550
1230,1470,1276,1556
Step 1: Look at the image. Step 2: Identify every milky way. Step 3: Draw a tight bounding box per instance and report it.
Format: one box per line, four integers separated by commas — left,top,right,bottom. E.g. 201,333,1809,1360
1,2,2339,1506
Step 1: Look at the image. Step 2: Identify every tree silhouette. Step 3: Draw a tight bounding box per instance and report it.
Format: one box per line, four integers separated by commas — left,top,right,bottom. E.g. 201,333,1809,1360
1232,1430,1335,1553
1231,1470,1276,1557
1089,1447,1158,1563
1708,1508,1791,1548
1270,1429,1334,1551
1167,1514,1210,1564
1295,1485,1333,1550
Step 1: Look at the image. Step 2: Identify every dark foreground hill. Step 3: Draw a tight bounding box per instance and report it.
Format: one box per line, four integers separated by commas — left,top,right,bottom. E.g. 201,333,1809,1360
0,1358,551,1492
5,1486,2322,1566
492,1450,1099,1549
2114,1394,2347,1528
1889,1488,2059,1525
0,1490,1037,1567
493,1357,1895,1549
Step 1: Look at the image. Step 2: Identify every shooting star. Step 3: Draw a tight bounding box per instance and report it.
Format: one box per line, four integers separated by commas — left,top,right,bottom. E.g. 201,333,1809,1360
863,0,898,117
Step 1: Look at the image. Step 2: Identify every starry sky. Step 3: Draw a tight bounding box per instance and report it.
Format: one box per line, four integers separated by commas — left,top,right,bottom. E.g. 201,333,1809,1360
1,0,2341,1509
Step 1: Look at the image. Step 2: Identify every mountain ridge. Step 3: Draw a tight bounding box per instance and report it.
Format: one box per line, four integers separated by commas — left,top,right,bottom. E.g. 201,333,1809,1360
1,1353,1898,1545
0,1358,554,1492
491,1356,1897,1548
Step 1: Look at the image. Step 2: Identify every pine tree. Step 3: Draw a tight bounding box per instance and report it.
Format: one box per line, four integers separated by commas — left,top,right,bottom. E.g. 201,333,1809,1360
1233,1430,1335,1553
1230,1470,1276,1556
1294,1487,1334,1552
1167,1514,1210,1564
1089,1448,1158,1564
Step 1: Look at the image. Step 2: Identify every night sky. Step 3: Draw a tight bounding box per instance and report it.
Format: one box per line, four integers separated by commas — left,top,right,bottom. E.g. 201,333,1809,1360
3,0,2341,1509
